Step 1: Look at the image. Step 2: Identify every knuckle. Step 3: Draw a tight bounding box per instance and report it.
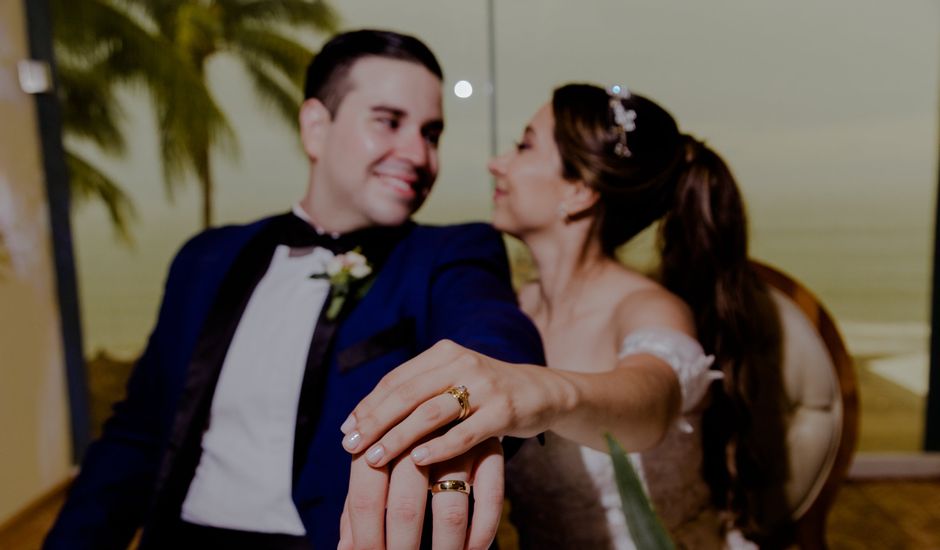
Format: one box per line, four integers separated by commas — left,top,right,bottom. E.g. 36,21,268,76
348,494,380,515
421,400,444,423
394,381,417,405
455,353,475,371
494,395,514,418
436,339,456,354
375,373,395,393
452,426,476,448
437,503,467,529
387,497,424,525
477,375,497,395
355,412,374,432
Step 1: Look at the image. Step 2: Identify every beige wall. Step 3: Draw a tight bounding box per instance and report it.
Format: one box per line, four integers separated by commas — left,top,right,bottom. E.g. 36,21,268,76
0,0,74,525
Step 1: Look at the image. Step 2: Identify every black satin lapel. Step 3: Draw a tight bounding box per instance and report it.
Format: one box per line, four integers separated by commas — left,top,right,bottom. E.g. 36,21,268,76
336,317,416,373
150,218,285,529
290,223,414,483
292,291,339,484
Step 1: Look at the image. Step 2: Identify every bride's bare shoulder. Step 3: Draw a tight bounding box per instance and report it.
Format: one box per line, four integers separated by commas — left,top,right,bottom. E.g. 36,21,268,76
609,270,696,336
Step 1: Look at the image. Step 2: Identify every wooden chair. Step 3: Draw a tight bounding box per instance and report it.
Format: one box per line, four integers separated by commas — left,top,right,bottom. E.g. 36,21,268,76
751,261,859,549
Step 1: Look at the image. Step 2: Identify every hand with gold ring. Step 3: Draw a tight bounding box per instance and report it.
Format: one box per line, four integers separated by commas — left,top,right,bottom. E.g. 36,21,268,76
338,437,503,550
340,339,571,469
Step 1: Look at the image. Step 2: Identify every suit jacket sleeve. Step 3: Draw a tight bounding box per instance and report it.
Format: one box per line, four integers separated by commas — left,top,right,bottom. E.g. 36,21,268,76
44,235,209,550
426,224,545,366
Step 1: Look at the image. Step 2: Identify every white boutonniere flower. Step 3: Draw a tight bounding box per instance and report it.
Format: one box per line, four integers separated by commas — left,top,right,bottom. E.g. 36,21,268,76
311,248,375,320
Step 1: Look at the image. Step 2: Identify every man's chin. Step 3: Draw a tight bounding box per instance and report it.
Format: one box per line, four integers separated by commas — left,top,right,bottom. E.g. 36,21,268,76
368,207,418,227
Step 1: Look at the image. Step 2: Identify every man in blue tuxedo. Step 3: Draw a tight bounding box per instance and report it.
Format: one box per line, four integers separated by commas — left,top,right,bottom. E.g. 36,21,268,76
45,29,543,549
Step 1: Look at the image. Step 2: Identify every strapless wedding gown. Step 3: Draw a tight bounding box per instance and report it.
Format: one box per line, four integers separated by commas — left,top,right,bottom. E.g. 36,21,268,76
506,329,756,549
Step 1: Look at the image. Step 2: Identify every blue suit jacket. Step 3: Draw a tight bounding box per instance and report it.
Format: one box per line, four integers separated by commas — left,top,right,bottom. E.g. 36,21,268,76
45,216,544,549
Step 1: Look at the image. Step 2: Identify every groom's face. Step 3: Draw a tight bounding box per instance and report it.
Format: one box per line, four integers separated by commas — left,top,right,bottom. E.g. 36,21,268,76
303,56,444,230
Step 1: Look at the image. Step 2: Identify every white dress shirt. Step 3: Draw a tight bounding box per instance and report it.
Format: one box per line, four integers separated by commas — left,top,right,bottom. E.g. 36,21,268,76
181,212,335,534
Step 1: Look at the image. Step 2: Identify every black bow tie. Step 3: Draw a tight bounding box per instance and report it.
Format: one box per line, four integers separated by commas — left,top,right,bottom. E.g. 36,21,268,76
273,212,412,260
276,212,358,254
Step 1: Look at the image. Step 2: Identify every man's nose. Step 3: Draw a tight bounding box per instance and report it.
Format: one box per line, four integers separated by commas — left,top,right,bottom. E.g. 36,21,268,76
397,129,430,167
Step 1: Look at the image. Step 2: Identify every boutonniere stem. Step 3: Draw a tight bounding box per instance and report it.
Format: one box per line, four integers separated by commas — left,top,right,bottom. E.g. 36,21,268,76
311,248,375,320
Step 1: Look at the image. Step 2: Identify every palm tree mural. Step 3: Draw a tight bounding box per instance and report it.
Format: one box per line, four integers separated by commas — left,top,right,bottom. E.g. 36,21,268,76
54,0,338,231
53,0,152,241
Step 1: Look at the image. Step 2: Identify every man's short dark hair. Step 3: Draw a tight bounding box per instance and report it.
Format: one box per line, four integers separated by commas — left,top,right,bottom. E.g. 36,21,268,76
304,29,444,114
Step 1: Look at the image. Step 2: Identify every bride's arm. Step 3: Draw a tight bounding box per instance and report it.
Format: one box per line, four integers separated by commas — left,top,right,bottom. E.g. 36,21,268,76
547,353,681,452
549,287,692,451
340,289,695,465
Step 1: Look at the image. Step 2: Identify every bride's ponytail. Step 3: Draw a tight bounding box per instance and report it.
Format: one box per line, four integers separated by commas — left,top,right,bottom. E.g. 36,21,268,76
551,85,790,538
659,137,789,539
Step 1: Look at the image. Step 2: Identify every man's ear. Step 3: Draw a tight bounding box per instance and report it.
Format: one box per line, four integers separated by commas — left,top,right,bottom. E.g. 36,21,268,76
299,98,331,160
564,180,600,219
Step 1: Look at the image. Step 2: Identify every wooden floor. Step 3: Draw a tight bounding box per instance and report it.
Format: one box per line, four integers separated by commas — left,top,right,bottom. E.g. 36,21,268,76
827,479,940,549
3,478,938,549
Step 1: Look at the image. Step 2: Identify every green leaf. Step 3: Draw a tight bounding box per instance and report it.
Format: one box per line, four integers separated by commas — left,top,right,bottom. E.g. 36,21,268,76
353,276,376,300
606,433,675,550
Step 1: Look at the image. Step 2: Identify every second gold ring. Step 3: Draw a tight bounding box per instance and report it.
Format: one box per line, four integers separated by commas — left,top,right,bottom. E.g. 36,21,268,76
444,385,471,420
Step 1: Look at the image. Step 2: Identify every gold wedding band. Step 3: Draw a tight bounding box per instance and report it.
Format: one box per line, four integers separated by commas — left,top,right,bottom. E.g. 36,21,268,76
430,479,471,495
444,385,471,420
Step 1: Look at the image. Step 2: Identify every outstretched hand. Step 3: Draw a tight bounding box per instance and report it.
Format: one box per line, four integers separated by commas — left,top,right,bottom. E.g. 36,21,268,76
339,339,569,469
339,437,504,550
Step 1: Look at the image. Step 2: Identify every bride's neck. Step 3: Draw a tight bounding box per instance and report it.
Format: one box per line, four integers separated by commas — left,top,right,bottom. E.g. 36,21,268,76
526,231,608,314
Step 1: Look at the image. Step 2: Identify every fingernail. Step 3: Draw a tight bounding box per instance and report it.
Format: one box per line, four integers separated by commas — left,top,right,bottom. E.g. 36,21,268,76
342,431,361,452
411,446,429,464
365,444,385,464
340,414,356,434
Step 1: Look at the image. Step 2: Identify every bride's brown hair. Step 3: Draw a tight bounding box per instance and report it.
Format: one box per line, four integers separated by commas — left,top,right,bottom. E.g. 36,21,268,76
552,83,790,540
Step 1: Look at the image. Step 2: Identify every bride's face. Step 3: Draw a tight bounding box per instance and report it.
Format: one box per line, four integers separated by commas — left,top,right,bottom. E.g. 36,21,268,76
488,103,571,237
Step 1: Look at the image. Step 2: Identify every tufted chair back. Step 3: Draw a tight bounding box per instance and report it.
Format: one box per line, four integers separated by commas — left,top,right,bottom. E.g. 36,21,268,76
751,261,859,549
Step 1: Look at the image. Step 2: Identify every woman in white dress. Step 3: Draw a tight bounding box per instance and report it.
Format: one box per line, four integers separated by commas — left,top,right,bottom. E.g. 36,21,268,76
341,84,788,549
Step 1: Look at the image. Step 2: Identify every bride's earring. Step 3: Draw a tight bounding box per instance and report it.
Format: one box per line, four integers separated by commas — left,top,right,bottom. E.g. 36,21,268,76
557,203,569,221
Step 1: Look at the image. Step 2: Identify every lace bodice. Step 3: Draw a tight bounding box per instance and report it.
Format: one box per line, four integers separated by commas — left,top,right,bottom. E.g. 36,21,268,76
507,328,753,549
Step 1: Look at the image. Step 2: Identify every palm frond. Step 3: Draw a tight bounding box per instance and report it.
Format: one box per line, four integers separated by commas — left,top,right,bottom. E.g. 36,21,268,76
52,0,161,64
229,26,312,89
218,0,339,32
242,58,302,128
176,2,224,64
112,0,184,37
155,86,237,200
53,0,194,105
65,150,137,244
57,61,126,154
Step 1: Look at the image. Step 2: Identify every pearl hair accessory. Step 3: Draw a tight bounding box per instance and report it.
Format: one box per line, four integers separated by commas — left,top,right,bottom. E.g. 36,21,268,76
608,85,637,158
